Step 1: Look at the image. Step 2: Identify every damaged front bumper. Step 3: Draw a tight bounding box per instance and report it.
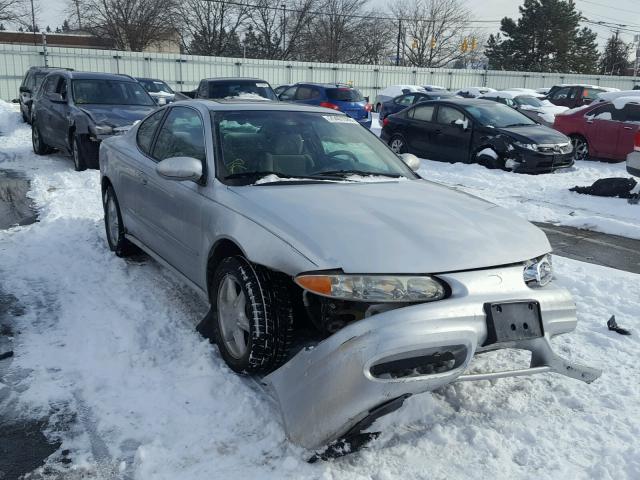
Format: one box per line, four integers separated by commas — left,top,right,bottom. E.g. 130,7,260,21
264,265,601,450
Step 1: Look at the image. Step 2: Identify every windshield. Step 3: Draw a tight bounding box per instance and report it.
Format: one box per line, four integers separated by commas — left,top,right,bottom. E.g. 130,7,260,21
214,111,415,185
465,103,537,128
138,79,173,94
326,88,364,102
514,96,543,107
209,81,277,100
72,80,155,106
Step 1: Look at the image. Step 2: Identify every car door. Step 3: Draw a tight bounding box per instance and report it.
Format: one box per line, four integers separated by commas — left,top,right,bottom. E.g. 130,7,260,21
617,104,640,159
278,85,297,101
136,105,207,281
585,104,622,159
48,77,70,150
293,85,321,106
432,105,472,163
404,103,437,158
36,75,60,144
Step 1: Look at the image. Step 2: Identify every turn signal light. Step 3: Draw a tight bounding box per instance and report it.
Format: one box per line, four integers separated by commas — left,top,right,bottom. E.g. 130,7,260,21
319,101,340,110
383,117,390,127
635,131,640,152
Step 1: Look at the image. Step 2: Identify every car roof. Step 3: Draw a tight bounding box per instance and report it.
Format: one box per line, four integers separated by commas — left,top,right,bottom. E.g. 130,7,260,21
202,77,269,83
173,98,348,114
296,82,355,89
135,77,167,82
422,98,497,106
49,71,138,82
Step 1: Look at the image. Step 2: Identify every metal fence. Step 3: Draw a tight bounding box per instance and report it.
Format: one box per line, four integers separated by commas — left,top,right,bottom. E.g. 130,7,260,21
1,42,640,101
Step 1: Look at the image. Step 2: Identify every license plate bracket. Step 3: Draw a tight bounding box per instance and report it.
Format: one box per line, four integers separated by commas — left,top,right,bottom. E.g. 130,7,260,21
483,300,544,346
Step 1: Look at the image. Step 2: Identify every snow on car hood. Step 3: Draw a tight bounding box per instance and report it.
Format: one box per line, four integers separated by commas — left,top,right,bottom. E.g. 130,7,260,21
228,179,551,273
79,104,155,127
497,124,570,145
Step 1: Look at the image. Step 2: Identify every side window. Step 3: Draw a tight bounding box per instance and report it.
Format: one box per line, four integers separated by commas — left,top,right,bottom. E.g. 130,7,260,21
24,72,35,89
295,86,313,100
584,88,605,101
412,104,435,122
436,106,466,125
587,104,623,121
623,104,640,123
152,107,206,162
279,86,297,100
197,81,208,98
56,78,68,99
396,94,415,106
44,76,58,95
551,87,571,100
136,110,165,155
309,88,321,99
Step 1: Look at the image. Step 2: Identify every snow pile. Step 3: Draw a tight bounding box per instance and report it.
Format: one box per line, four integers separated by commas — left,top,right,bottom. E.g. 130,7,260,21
0,99,22,137
224,92,272,101
596,90,640,103
418,159,640,240
1,96,639,479
612,96,640,110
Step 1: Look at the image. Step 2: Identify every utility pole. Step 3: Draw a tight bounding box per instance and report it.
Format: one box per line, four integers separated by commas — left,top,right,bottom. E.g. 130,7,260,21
73,0,82,30
281,3,286,59
396,19,402,66
30,0,36,45
41,31,48,67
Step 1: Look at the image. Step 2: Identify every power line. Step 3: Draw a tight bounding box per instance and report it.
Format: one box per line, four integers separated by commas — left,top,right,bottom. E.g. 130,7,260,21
576,0,639,16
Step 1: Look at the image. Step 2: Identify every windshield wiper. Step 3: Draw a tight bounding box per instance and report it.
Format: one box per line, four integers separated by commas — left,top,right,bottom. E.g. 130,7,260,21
315,169,403,178
504,123,534,127
224,170,338,183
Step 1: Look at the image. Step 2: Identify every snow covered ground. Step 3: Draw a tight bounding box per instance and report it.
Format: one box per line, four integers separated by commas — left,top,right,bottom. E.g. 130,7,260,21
371,112,640,240
1,102,639,479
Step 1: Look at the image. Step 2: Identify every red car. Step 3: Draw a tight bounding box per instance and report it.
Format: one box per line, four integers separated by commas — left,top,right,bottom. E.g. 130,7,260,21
553,100,640,162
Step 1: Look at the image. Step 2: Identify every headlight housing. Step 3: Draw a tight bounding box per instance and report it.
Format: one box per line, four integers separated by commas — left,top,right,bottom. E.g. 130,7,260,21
513,141,538,151
295,274,447,303
523,254,553,287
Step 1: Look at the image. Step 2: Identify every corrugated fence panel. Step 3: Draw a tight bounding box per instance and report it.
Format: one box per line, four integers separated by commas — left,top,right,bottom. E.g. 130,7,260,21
1,43,640,101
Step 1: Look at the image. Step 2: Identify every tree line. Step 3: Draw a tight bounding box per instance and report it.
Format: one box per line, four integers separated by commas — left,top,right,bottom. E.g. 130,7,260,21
0,0,637,75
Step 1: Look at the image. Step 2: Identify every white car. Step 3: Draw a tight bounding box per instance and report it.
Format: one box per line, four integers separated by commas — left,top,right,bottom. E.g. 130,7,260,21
374,85,425,112
480,90,568,125
456,86,496,98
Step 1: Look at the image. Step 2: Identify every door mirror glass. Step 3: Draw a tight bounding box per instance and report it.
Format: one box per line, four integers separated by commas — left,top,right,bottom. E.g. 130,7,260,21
399,152,421,172
19,86,31,93
156,156,202,182
48,92,66,103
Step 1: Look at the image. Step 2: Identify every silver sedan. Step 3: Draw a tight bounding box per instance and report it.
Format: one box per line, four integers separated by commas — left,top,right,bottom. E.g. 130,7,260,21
100,100,600,450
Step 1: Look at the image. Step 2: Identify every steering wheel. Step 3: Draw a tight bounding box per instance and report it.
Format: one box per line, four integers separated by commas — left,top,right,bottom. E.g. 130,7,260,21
327,149,359,163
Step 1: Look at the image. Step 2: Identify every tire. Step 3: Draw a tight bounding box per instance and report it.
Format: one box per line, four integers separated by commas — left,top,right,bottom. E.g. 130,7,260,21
476,149,504,169
32,120,52,155
21,108,28,123
389,134,407,154
103,185,138,257
570,135,589,161
72,134,92,171
211,256,293,375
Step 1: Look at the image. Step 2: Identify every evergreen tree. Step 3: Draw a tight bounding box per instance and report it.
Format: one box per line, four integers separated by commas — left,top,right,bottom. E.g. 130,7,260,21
0,23,5,31
486,0,599,73
599,33,631,75
46,25,51,33
62,19,70,32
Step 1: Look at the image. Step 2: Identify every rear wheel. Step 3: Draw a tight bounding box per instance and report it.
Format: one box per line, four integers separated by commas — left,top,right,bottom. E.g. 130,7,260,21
211,256,293,374
103,185,138,257
570,135,589,161
389,135,407,154
72,135,89,171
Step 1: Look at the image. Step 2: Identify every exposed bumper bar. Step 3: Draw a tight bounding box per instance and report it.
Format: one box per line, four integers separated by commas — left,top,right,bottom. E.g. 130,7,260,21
264,266,602,450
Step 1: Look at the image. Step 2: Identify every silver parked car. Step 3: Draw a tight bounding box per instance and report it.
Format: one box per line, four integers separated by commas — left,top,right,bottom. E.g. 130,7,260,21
100,100,600,450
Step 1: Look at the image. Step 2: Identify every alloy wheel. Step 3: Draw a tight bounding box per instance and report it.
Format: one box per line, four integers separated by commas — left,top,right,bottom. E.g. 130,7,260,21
390,137,405,153
571,137,588,160
217,276,250,359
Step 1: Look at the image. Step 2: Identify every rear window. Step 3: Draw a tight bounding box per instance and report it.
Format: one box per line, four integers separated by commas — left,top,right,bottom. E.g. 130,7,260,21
208,81,277,101
326,88,363,102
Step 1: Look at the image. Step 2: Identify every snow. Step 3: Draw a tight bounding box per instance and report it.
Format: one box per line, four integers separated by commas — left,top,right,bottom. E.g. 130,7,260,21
224,92,271,101
377,85,426,98
477,147,498,159
455,87,496,97
596,90,640,103
612,96,640,110
1,100,640,480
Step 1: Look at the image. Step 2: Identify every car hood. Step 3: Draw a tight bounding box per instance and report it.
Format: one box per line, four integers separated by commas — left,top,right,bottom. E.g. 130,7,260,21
227,179,551,274
79,104,155,127
496,124,570,144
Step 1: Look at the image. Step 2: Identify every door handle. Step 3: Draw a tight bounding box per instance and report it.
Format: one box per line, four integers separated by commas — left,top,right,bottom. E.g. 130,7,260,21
434,129,442,135
623,126,633,130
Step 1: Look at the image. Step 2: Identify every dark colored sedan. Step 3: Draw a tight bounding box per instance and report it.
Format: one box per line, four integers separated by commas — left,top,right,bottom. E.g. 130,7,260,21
381,98,574,173
31,71,156,171
379,91,458,123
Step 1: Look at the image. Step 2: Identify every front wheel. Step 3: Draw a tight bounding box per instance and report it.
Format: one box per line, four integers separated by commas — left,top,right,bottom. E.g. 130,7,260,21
103,185,138,257
389,135,407,154
32,120,52,155
211,256,293,374
570,135,589,161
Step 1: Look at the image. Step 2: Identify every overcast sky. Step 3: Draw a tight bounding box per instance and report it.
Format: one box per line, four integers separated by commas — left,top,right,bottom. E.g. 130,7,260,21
28,0,640,49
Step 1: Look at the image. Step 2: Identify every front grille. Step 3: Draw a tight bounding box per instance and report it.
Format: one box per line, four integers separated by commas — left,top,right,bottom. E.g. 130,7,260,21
538,143,572,155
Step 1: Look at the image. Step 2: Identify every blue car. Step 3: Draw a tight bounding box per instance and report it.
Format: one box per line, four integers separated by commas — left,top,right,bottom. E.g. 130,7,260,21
379,90,459,124
278,83,372,129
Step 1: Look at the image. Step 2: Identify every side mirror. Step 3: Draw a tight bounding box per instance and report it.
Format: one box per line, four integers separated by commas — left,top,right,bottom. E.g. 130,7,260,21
48,93,66,103
11,98,19,103
156,156,202,182
399,152,421,172
19,86,31,93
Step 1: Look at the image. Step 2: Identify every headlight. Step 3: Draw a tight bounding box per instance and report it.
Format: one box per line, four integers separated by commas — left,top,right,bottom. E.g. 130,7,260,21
523,254,553,287
295,274,447,302
513,141,538,151
92,124,114,135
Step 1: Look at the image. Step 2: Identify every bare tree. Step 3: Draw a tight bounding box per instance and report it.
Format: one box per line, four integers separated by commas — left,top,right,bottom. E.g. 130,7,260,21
391,0,478,68
177,0,249,56
0,0,23,23
68,0,179,51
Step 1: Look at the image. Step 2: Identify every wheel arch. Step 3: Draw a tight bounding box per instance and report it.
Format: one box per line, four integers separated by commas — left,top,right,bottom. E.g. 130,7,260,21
206,238,245,299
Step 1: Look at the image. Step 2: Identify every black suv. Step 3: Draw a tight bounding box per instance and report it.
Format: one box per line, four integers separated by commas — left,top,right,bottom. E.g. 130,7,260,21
194,77,278,100
31,71,156,171
18,66,72,124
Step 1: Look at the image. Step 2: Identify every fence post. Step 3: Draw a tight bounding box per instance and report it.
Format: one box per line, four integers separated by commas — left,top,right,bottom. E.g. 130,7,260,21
144,57,152,77
286,64,292,83
113,55,121,74
448,71,453,90
175,58,186,86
